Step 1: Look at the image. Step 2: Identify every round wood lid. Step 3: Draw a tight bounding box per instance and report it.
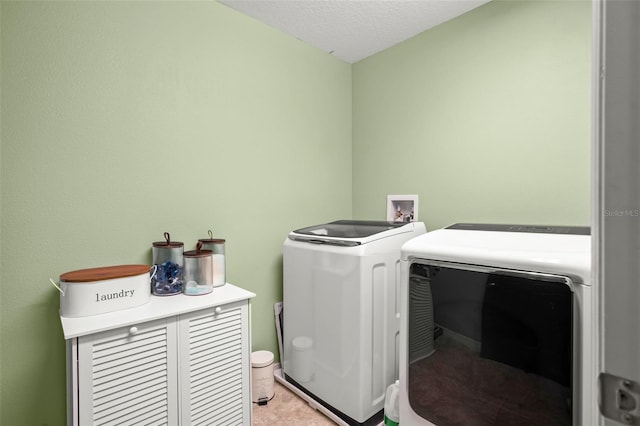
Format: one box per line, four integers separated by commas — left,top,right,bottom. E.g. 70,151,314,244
198,238,225,244
60,264,151,283
152,232,183,248
199,230,225,244
183,249,213,258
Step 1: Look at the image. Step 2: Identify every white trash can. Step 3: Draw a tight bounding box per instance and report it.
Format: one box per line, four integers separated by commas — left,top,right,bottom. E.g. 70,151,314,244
251,350,275,404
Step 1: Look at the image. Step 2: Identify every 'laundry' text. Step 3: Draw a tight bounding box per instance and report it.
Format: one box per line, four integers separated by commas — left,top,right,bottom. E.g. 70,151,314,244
96,289,136,302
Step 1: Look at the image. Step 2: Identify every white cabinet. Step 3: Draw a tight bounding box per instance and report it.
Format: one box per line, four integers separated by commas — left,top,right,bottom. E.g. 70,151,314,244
78,316,179,425
178,303,249,425
61,284,255,426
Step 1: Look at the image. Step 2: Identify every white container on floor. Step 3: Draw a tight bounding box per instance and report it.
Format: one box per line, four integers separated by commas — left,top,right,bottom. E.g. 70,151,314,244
251,350,275,403
384,380,400,426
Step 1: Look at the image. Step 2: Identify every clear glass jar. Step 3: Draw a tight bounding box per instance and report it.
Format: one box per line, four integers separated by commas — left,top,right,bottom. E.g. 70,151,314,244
151,232,184,296
198,234,226,287
183,244,214,296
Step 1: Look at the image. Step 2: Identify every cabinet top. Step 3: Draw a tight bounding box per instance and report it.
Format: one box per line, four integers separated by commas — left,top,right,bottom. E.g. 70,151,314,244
60,283,256,339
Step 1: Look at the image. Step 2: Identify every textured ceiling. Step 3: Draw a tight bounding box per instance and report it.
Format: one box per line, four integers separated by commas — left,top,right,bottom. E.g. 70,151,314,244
218,0,492,63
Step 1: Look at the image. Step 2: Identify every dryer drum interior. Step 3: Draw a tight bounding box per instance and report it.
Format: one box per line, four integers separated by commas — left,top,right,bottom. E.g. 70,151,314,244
408,261,573,426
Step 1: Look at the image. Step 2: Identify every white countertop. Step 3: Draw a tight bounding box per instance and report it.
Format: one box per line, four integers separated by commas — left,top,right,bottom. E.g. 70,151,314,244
60,283,256,339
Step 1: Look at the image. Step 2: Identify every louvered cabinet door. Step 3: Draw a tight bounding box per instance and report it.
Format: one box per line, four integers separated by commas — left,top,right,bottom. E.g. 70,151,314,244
178,300,251,426
77,317,179,426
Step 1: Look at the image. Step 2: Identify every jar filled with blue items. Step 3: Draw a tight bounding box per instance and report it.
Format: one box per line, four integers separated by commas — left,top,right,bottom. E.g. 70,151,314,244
151,232,184,295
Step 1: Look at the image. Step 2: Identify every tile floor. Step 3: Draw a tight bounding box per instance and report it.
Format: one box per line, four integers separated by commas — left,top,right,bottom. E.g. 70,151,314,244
252,380,337,425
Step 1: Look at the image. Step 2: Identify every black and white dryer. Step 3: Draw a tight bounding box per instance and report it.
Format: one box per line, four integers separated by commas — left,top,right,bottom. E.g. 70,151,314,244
399,223,592,426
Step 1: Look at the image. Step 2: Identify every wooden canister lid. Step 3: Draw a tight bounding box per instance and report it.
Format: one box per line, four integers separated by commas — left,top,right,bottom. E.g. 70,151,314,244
199,230,225,244
152,241,184,248
198,238,225,244
60,264,151,283
152,232,183,248
183,249,213,258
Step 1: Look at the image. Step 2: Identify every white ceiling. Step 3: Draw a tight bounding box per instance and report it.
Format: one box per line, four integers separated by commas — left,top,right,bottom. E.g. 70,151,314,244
218,0,492,63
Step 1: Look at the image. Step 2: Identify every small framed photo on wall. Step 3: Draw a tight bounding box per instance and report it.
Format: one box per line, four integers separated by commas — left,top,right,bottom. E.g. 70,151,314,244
387,194,419,222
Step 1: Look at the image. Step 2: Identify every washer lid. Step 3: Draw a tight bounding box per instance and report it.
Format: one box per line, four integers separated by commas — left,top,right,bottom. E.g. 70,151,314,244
289,220,426,247
293,220,405,238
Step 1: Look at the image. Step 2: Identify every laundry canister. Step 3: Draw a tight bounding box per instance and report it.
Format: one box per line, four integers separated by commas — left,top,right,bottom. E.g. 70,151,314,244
251,350,275,404
56,264,152,317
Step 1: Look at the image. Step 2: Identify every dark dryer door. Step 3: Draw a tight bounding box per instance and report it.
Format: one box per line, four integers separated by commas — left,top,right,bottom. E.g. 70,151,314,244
407,262,573,426
481,274,572,387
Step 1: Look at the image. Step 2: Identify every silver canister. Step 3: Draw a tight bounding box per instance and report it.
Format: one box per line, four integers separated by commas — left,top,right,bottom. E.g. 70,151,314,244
183,242,213,296
198,231,226,287
152,232,184,296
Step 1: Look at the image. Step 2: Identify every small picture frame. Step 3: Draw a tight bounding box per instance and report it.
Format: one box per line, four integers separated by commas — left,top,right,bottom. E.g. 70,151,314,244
387,194,419,222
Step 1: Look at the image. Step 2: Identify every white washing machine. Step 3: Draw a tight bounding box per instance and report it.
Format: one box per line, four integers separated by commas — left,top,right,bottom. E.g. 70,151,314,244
282,220,426,425
399,223,592,426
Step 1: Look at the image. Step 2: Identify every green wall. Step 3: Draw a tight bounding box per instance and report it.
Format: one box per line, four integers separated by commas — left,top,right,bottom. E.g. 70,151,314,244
1,0,592,425
353,0,591,230
0,2,351,424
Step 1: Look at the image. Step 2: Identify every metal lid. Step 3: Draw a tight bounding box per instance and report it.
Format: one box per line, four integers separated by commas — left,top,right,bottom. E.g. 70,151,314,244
153,232,184,248
60,264,151,283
